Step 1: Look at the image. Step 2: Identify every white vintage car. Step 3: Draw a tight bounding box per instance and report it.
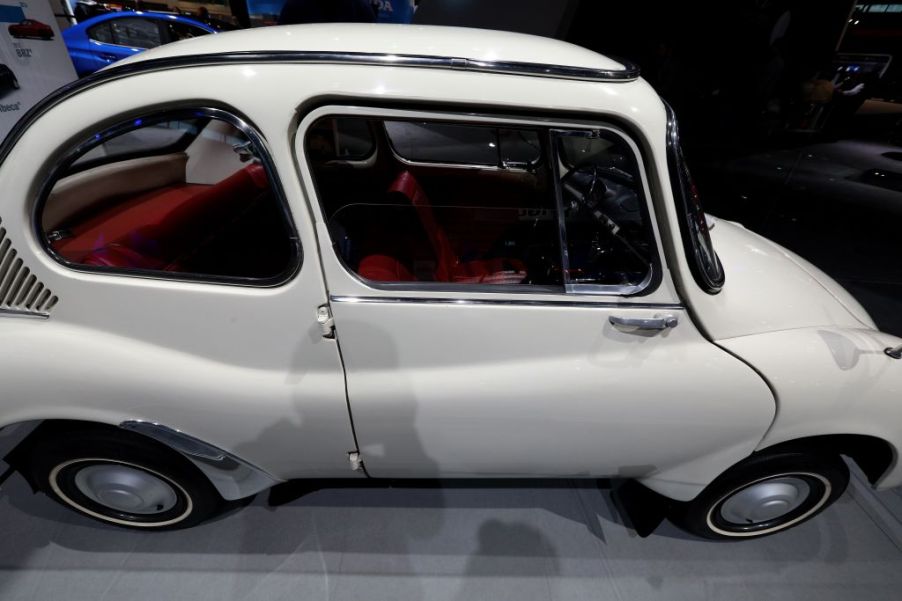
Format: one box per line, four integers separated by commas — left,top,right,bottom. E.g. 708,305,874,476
0,24,900,539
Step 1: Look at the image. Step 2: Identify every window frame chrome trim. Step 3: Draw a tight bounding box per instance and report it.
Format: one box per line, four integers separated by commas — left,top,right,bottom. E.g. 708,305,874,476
32,106,303,289
301,105,666,299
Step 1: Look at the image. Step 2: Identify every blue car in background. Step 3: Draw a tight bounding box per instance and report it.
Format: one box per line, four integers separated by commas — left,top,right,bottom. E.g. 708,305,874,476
64,11,216,77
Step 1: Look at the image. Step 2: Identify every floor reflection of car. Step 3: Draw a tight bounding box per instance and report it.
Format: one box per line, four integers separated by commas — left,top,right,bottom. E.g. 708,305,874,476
8,18,54,40
63,11,216,77
0,63,19,97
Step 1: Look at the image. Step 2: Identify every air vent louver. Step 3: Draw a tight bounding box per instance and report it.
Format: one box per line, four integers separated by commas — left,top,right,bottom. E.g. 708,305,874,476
0,217,57,318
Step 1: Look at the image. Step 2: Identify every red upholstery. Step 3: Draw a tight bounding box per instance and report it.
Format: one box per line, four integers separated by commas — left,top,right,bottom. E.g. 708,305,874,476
81,243,167,270
56,163,268,270
388,171,455,282
381,171,527,284
358,254,416,282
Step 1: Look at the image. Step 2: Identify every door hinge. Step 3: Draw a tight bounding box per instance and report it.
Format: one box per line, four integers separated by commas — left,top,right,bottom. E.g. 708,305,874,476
316,304,335,339
348,451,365,472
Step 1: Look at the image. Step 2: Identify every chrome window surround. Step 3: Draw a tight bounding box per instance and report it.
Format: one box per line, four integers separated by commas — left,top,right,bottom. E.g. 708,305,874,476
120,421,281,501
32,106,303,288
301,105,665,298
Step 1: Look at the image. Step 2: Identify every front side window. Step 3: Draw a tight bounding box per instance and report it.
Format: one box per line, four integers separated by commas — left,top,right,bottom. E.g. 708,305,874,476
40,110,298,284
556,130,655,289
305,113,657,293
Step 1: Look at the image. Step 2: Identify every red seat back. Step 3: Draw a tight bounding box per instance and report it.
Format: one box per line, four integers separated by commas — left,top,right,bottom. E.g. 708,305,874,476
388,171,456,282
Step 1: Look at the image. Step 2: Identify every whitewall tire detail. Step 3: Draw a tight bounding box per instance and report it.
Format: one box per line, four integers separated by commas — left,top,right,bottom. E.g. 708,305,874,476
49,458,195,528
704,472,832,537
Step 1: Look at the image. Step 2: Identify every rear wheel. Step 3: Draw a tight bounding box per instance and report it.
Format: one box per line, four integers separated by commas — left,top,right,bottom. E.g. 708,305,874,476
670,451,849,539
27,429,223,529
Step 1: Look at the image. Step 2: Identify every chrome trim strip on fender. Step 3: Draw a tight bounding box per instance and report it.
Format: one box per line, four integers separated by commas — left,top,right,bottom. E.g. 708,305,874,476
120,421,281,501
330,295,684,311
0,307,49,319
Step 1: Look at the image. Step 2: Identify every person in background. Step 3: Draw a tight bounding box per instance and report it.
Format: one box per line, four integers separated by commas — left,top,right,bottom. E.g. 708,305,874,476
278,0,376,25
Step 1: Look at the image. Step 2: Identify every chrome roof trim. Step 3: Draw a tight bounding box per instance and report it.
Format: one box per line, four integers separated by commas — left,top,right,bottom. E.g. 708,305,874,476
1,50,640,167
130,50,642,83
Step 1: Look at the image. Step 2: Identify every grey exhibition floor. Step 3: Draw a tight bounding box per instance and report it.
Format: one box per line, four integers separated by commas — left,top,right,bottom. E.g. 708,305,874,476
1,464,901,601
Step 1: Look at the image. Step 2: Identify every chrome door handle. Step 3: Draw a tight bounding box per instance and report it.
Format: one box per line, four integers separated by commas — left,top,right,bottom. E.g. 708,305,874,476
609,314,679,331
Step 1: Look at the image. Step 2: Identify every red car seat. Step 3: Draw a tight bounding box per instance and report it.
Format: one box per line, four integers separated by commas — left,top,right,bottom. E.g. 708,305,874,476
374,170,526,284
56,163,269,271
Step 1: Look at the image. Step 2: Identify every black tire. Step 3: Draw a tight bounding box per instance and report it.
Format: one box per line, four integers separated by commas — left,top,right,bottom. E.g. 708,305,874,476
27,428,223,530
669,451,849,540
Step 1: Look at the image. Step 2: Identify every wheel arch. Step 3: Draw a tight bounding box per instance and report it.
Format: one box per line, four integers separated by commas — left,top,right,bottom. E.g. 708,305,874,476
2,418,280,501
757,433,896,486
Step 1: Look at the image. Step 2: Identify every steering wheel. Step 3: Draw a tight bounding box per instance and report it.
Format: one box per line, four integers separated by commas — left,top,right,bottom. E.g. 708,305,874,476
559,163,649,275
560,163,636,213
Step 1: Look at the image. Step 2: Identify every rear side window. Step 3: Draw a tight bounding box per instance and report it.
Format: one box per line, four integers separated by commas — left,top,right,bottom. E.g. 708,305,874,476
305,114,656,293
385,121,541,167
87,22,113,44
163,22,211,43
39,110,299,284
109,18,161,49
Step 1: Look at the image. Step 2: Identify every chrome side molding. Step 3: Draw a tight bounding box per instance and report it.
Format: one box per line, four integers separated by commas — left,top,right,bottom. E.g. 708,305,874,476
120,421,281,501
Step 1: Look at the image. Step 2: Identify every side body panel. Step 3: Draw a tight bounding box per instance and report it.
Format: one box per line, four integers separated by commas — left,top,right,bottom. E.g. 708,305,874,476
0,65,360,480
330,299,775,500
721,327,902,489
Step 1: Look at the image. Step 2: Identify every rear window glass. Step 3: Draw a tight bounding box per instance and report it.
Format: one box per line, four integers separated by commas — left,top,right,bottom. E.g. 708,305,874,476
385,121,541,167
40,111,298,284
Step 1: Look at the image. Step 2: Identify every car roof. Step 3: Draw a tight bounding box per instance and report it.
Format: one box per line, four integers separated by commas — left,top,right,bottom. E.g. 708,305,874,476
118,23,633,81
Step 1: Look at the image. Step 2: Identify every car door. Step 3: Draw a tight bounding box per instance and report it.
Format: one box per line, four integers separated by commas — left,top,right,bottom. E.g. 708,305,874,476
297,105,775,493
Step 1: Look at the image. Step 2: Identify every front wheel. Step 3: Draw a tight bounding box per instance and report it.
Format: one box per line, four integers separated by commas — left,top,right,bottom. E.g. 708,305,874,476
670,451,849,540
27,429,223,529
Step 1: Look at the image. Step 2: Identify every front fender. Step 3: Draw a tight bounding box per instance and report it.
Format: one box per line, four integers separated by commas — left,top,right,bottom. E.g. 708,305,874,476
720,327,902,488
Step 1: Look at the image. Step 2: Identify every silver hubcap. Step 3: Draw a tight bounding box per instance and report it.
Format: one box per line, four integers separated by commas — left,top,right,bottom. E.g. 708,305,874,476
720,477,811,525
73,464,179,515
